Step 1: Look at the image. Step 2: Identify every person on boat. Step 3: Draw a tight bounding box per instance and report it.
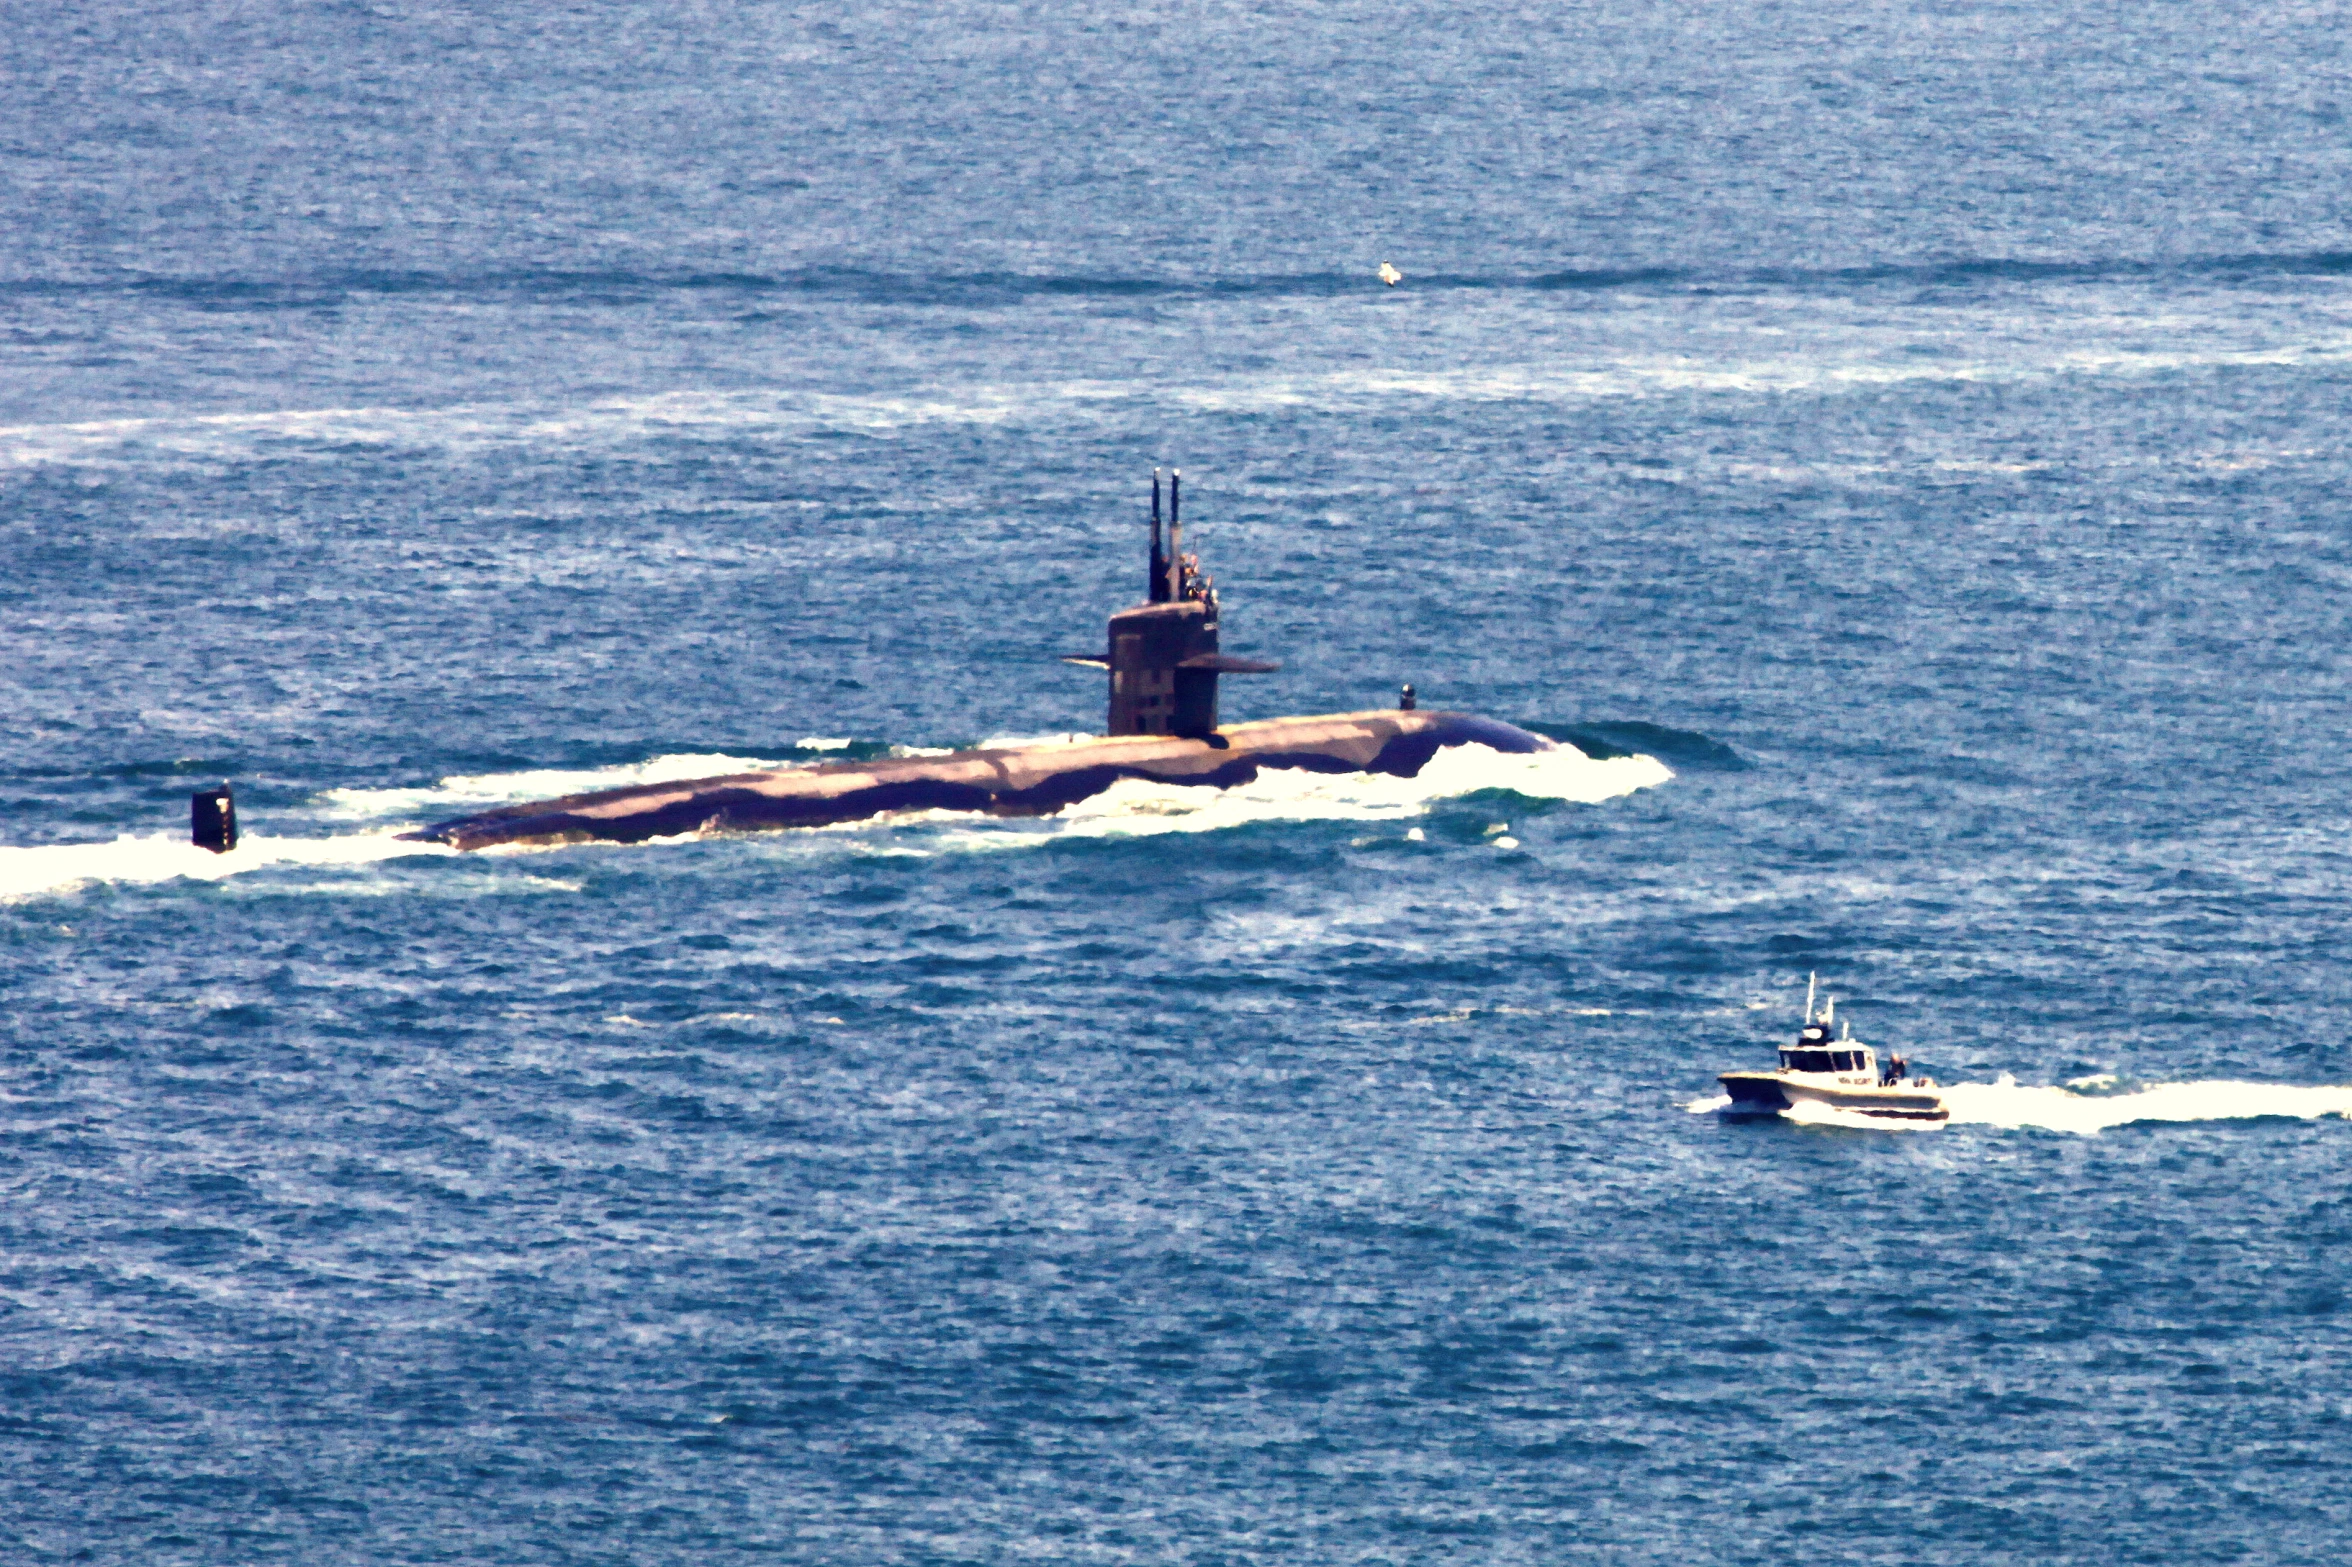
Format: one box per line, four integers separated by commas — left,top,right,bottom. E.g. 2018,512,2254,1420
1882,1053,1908,1086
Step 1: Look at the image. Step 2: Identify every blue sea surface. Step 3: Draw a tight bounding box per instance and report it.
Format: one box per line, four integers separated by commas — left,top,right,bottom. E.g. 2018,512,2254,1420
6,3,2352,1562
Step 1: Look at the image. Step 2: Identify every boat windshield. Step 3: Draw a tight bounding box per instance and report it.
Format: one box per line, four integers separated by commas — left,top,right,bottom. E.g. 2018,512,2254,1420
1780,1049,1836,1073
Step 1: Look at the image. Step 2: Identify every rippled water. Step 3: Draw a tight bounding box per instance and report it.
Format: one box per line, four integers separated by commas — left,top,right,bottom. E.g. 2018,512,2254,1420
7,4,2352,1563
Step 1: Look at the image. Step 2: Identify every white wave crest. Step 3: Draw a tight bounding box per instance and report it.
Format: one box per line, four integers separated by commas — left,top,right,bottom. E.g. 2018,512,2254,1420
955,742,1672,844
318,752,790,820
2,740,1667,900
0,830,453,903
11,320,2352,473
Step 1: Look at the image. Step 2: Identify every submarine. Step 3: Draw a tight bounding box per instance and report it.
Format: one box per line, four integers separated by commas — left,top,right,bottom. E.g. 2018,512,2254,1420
402,471,1556,852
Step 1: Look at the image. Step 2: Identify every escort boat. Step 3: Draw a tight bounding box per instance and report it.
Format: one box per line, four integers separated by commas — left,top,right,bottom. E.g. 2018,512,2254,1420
1718,976,1947,1124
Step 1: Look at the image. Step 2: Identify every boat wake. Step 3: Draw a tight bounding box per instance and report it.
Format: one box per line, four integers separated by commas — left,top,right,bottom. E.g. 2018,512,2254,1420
1941,1073,2352,1134
1,741,1668,900
1689,1073,2352,1135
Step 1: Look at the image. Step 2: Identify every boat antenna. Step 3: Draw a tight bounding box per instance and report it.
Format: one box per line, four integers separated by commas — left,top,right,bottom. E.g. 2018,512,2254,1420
1805,972,1817,1023
1824,995,1835,1025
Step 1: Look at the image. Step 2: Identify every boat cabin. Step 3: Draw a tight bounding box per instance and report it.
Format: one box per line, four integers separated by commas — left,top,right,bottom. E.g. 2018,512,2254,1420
1779,1020,1878,1083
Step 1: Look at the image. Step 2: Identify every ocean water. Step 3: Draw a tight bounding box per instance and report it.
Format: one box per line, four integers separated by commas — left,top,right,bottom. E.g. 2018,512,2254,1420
7,2,2352,1561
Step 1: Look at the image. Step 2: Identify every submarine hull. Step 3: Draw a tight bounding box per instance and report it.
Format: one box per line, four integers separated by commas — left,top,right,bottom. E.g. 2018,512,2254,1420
403,709,1551,852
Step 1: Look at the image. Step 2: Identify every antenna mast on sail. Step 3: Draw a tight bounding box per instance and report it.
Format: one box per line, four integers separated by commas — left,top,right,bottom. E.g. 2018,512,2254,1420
1148,469,1167,602
1167,469,1183,602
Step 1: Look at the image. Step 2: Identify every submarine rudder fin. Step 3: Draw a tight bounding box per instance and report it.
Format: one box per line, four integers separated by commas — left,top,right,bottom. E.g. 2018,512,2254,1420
191,782,237,853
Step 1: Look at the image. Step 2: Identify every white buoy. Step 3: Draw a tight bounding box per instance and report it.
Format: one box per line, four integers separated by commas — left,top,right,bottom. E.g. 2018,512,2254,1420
1378,261,1402,287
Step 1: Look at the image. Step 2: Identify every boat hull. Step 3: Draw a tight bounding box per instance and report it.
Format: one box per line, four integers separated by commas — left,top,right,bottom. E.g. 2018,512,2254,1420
401,709,1550,852
1718,1071,1948,1123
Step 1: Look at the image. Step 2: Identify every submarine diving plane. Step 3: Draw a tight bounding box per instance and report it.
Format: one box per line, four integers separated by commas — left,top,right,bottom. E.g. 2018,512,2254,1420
403,472,1558,851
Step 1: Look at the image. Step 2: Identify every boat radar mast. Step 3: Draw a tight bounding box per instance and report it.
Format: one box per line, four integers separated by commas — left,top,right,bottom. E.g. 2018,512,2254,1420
1063,471,1279,738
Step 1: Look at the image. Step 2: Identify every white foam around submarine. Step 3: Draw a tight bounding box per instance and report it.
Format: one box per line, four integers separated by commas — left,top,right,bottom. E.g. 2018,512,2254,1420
3,740,1669,900
2,751,791,901
319,743,1023,821
1013,741,1670,840
316,752,792,820
0,829,454,903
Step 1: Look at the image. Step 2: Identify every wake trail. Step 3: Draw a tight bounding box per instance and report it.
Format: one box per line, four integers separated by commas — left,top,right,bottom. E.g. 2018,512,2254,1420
1941,1074,2352,1134
0,830,454,902
1688,1074,2352,1135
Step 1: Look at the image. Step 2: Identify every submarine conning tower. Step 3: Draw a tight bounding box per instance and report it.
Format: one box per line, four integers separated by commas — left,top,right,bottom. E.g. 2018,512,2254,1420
1068,470,1278,738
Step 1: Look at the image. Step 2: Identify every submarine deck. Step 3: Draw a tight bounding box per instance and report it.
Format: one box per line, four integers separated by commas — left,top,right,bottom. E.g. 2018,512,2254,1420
403,708,1550,851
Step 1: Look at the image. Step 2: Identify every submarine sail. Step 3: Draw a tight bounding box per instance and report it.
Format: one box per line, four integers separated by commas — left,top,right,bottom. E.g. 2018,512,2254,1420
1066,468,1280,739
